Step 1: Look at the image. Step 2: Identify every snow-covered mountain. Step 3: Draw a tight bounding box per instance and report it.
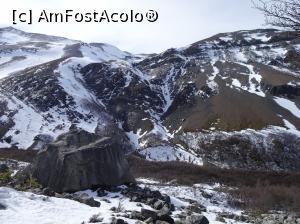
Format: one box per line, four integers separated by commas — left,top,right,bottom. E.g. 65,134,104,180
0,27,299,171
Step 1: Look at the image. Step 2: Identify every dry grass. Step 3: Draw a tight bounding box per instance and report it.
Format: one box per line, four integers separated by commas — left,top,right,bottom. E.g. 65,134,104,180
128,155,300,187
229,182,300,212
0,148,37,162
128,155,300,212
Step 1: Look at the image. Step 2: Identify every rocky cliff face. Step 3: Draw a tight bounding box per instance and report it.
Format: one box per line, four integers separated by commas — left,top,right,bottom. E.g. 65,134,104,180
0,27,299,171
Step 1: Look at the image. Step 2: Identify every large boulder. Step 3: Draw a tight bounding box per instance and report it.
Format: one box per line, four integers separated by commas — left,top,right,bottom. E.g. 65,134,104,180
31,129,135,193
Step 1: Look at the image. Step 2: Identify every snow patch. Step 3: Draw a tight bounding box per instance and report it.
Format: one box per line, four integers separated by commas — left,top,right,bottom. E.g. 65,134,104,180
244,33,271,42
126,129,147,149
219,36,233,42
238,62,265,97
274,97,300,118
139,145,203,165
231,78,242,89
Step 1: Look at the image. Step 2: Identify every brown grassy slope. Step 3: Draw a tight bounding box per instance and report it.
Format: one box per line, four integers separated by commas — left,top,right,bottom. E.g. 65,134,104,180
129,155,300,212
128,155,300,187
0,148,37,162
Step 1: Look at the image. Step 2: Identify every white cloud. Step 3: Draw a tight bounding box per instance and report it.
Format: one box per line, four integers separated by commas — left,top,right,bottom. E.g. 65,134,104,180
1,0,267,53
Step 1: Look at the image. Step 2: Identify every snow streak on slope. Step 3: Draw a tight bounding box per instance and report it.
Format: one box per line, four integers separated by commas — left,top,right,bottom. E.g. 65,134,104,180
283,119,300,136
238,63,265,97
274,97,300,118
57,58,105,133
0,95,43,148
231,78,242,89
207,59,219,93
0,93,74,149
162,67,175,112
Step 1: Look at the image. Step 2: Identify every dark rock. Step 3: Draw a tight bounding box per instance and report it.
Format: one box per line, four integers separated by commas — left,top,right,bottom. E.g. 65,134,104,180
101,198,111,203
156,221,171,224
162,195,171,204
131,195,141,202
81,197,101,207
42,187,55,197
185,203,207,213
215,215,226,223
0,203,6,210
28,188,43,194
111,218,128,224
201,191,212,199
29,134,54,150
89,214,103,223
159,204,172,216
102,186,123,193
144,217,154,224
153,200,164,210
185,215,209,224
146,198,156,205
157,213,174,224
269,84,300,98
130,211,144,220
0,164,9,173
110,207,117,212
237,215,248,222
61,193,74,199
96,188,108,197
141,209,158,221
136,203,143,207
74,194,101,207
151,190,162,199
54,193,63,198
31,129,135,193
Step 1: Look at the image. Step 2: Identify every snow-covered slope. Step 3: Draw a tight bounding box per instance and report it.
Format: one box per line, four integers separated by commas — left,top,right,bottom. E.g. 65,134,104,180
0,180,249,224
0,27,133,149
0,27,299,171
0,27,76,79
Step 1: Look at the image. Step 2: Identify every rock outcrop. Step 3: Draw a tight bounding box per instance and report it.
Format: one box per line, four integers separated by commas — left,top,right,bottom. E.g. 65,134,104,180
31,129,135,193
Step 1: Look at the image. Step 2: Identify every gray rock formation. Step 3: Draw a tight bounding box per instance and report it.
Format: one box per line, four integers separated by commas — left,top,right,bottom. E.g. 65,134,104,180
31,128,135,193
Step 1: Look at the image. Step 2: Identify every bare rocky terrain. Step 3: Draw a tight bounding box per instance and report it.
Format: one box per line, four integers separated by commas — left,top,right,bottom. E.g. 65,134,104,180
0,27,299,171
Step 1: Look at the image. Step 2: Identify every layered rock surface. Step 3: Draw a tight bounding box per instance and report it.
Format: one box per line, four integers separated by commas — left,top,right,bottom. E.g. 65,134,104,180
31,129,134,192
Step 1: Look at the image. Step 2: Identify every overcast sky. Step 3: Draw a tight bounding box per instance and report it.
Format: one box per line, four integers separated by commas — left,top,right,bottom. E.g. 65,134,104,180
0,0,269,53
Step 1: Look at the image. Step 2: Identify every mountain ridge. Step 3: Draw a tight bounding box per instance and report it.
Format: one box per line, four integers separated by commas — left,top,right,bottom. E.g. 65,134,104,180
0,27,299,171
